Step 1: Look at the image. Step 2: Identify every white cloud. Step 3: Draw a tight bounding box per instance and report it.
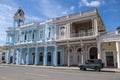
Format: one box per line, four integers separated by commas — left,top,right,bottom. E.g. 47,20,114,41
36,0,72,18
70,6,75,11
79,0,104,7
0,3,41,45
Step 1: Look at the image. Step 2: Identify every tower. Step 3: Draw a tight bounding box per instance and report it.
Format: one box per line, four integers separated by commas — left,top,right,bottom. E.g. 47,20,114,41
13,7,25,27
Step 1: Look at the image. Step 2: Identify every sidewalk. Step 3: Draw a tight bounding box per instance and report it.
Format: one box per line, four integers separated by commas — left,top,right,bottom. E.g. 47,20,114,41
1,64,120,73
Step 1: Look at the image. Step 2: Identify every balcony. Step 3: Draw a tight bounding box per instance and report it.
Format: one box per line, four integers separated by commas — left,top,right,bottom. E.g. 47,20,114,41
99,30,120,42
56,31,95,41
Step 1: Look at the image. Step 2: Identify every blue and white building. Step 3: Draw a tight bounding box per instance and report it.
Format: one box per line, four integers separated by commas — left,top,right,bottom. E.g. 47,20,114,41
5,8,120,68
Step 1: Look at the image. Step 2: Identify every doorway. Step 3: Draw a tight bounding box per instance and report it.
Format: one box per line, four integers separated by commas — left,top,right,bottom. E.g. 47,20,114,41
31,53,35,65
57,52,61,65
39,52,43,65
89,47,97,59
105,51,114,67
47,52,52,65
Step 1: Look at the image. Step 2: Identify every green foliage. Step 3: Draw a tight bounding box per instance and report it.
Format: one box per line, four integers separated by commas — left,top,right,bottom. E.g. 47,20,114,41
117,26,120,30
0,46,8,50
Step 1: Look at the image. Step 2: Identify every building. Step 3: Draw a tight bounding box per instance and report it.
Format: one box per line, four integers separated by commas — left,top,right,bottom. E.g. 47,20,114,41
5,8,120,68
0,50,7,63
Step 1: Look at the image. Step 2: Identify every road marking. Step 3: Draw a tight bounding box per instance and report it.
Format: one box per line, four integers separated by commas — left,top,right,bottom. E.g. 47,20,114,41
25,72,48,77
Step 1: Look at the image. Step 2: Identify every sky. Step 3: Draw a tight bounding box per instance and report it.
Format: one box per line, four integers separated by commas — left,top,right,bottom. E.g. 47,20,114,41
0,0,120,45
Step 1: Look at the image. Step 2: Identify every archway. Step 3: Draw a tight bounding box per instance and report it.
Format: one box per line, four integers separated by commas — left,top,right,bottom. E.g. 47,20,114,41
77,48,82,64
39,52,43,65
31,53,35,65
89,47,97,59
47,52,52,65
24,53,27,64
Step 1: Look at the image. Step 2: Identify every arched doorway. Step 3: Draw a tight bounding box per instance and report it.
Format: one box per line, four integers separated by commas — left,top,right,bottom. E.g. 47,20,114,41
24,53,27,64
39,52,43,65
31,53,35,65
47,52,52,65
89,47,97,59
77,48,82,64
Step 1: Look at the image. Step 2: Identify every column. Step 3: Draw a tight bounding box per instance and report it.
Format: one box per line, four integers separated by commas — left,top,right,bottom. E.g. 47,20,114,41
116,42,120,68
43,46,47,66
26,48,30,65
62,47,64,65
7,47,10,64
35,47,38,65
97,42,101,59
67,44,70,67
94,18,98,36
19,48,22,64
53,46,57,66
12,49,16,64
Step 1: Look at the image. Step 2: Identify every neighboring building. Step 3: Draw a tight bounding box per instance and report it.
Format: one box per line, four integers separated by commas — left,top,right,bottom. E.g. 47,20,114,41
0,50,7,63
5,8,120,68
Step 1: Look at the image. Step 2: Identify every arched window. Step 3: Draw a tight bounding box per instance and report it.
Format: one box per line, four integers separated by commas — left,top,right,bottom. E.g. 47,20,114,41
48,27,51,38
32,32,34,40
60,27,65,36
24,32,27,41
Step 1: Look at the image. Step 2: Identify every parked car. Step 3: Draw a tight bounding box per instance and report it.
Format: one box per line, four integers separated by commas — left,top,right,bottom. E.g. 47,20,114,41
78,59,104,72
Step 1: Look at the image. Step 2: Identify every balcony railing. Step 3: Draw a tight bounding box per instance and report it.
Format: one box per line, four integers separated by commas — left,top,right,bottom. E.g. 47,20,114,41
99,30,120,41
56,31,95,40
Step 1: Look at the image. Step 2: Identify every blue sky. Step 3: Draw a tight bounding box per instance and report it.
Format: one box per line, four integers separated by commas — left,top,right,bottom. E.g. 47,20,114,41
0,0,120,45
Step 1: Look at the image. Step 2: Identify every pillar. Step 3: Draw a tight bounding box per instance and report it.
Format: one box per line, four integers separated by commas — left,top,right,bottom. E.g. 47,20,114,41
67,44,70,67
7,47,10,64
97,42,101,59
12,49,16,64
19,48,22,64
26,48,30,65
116,42,120,68
35,47,38,65
62,47,64,65
53,46,57,66
43,46,47,66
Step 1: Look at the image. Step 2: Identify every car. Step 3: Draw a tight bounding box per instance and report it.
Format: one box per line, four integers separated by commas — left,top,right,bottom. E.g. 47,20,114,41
78,59,104,72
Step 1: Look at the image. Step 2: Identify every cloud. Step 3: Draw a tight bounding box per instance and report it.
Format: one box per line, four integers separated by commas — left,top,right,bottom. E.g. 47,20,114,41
79,0,104,7
0,3,41,46
70,6,75,11
36,0,72,18
0,4,15,45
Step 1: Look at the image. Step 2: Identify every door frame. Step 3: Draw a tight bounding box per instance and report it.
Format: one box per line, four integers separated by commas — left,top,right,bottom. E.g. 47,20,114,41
103,50,116,67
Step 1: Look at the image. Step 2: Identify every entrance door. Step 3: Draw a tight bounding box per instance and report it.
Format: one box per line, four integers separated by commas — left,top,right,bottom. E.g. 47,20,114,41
47,52,52,65
89,47,97,59
106,51,114,67
57,52,61,65
32,53,35,65
39,52,43,65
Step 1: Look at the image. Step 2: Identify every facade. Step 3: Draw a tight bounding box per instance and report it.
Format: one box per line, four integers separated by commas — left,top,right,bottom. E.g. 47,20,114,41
0,50,7,63
5,8,120,68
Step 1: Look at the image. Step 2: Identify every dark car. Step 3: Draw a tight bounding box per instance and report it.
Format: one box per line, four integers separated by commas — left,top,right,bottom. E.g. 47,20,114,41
79,59,104,72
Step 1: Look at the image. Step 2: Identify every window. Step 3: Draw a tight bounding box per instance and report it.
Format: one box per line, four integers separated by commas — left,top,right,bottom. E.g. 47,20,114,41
40,31,43,39
60,27,65,36
24,32,27,41
17,34,19,41
32,32,34,40
48,27,51,38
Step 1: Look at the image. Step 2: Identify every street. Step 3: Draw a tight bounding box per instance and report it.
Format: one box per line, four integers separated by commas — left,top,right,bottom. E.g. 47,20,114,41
0,65,120,80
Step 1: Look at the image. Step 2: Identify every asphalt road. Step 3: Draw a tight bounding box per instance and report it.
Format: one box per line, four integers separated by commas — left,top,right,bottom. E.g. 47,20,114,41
0,65,120,80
